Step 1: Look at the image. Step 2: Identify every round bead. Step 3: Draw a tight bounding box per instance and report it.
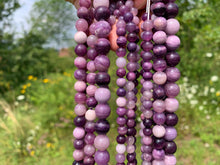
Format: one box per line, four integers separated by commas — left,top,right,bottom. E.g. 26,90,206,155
86,85,97,97
74,116,86,127
74,81,86,92
85,121,95,133
164,155,177,165
166,35,180,51
116,57,127,68
75,92,87,104
86,73,96,85
74,104,87,116
116,154,126,163
153,17,167,30
166,67,181,82
94,6,110,21
87,48,98,60
152,125,166,138
153,59,167,72
153,71,167,85
74,139,84,150
153,100,166,113
153,45,167,58
116,97,127,107
87,61,96,72
165,18,180,35
95,103,111,119
117,78,127,87
94,135,110,151
79,0,91,8
153,138,166,150
85,110,96,121
95,119,110,134
75,44,87,56
153,31,167,44
84,133,96,144
166,113,178,126
152,160,165,165
164,141,177,154
95,38,111,54
152,2,166,16
84,144,96,156
73,127,85,139
152,149,165,160
116,144,126,154
73,150,84,161
165,83,180,98
165,127,177,141
153,113,166,125
166,52,180,66
93,0,109,8
165,98,179,112
94,150,110,165
95,72,110,86
76,19,88,32
74,31,87,44
166,2,179,18
94,55,110,72
87,35,98,48
153,86,166,99
94,21,111,38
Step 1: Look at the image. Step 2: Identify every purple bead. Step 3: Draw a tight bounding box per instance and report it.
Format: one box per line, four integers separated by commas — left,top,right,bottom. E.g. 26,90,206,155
152,149,165,160
117,36,127,47
95,119,110,134
141,51,153,61
119,5,130,15
94,21,111,38
141,31,153,41
118,126,127,135
94,150,110,165
94,6,110,21
75,44,87,57
143,119,153,128
75,92,87,104
166,35,180,51
74,116,86,127
141,153,152,162
127,42,137,52
143,71,153,80
153,59,167,71
166,113,178,126
141,145,152,153
72,160,83,165
127,127,136,136
83,156,95,165
86,73,96,85
127,153,136,162
95,38,111,54
142,13,149,21
153,45,167,58
117,107,127,116
141,41,153,51
85,121,95,133
153,86,166,99
116,48,127,57
143,100,153,109
165,83,180,98
126,72,136,81
142,62,153,72
79,0,91,8
87,48,98,60
143,128,152,136
76,19,88,32
116,1,124,9
86,97,98,108
124,12,133,23
164,141,177,154
166,52,180,66
164,127,177,141
74,139,84,150
94,55,110,72
166,3,179,18
95,72,110,86
127,33,139,43
153,113,166,125
77,7,89,19
127,52,137,62
152,2,166,16
116,154,126,163
153,31,167,44
95,104,111,119
126,22,136,33
153,138,166,150
117,87,126,97
117,27,126,36
117,68,126,78
127,62,137,72
85,133,96,144
117,135,126,144
166,67,181,82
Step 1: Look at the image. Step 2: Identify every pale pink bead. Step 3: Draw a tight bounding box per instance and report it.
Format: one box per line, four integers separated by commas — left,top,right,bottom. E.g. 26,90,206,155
152,160,165,165
74,81,86,92
73,149,84,161
116,57,127,68
153,31,167,44
84,144,96,156
116,97,127,107
153,125,166,138
95,88,111,103
126,81,135,91
73,127,85,139
127,100,135,109
153,100,166,113
74,31,87,44
140,113,145,120
87,61,96,72
140,122,145,129
94,135,110,151
143,110,153,119
139,129,144,137
151,14,157,21
127,145,135,153
74,57,87,69
153,17,167,31
133,16,140,25
86,85,97,97
142,20,153,31
165,18,180,35
143,81,153,90
165,98,179,112
87,35,98,48
130,7,138,16
93,0,109,8
143,90,153,100
153,72,167,85
74,104,87,116
164,155,177,165
85,109,96,121
116,144,126,154
117,78,127,87
127,136,135,145
142,136,152,145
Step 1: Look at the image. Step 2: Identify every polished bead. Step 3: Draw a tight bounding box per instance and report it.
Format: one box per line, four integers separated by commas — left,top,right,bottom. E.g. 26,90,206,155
165,127,177,141
76,18,88,32
153,100,166,113
87,97,97,108
164,141,177,154
152,2,166,16
153,31,167,44
124,12,134,23
94,21,111,38
75,44,87,56
166,3,179,18
75,92,87,104
95,119,110,134
153,125,166,138
74,104,87,116
85,121,95,133
117,36,127,47
153,59,167,71
165,18,180,35
95,6,110,21
166,52,180,66
152,149,165,160
95,72,110,86
86,73,96,85
87,48,98,60
74,31,87,44
116,154,126,163
153,113,166,125
166,35,180,51
165,83,180,98
153,86,166,99
153,45,167,58
165,98,179,112
153,138,165,149
74,139,84,150
164,155,176,165
74,81,86,92
94,135,110,151
84,144,96,156
74,116,86,127
94,55,110,72
166,67,181,82
93,0,109,8
73,150,84,161
153,71,167,85
166,113,178,126
73,127,85,139
153,17,167,30
95,103,111,119
95,38,111,54
94,150,110,165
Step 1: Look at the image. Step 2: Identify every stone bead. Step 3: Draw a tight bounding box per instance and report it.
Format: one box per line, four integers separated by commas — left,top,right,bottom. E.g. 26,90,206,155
116,48,127,57
124,12,134,23
127,136,135,145
95,119,110,134
86,85,97,97
127,118,136,127
85,109,96,121
75,92,87,104
94,150,110,165
86,61,96,72
83,156,95,165
117,27,126,36
165,127,177,141
85,121,95,133
143,118,153,127
141,153,152,162
152,125,166,138
126,22,136,33
126,81,135,91
142,136,153,145
117,135,126,144
153,45,167,58
141,51,153,61
153,59,167,72
116,57,127,68
95,88,110,103
87,48,98,60
77,7,89,20
74,31,87,44
165,18,180,35
76,18,88,32
166,113,178,126
153,138,166,150
74,57,87,69
74,116,86,127
153,86,166,99
127,127,136,136
153,31,167,44
95,103,111,119
152,2,166,16
84,144,96,156
153,113,166,125
74,81,86,93
84,133,95,145
93,0,109,8
117,107,127,116
143,81,153,90
117,87,126,97
73,127,85,139
133,16,140,25
116,144,126,154
143,100,153,109
152,160,165,165
152,149,165,160
165,98,179,112
117,36,127,47
164,141,177,154
117,117,126,126
142,20,154,31
94,135,110,151
165,83,180,98
95,72,110,86
166,67,181,82
127,32,139,43
74,139,84,150
108,15,116,25
153,71,167,85
116,20,126,28
143,90,153,100
117,68,126,78
118,126,127,135
164,155,176,165
153,17,167,30
79,0,91,8
141,31,153,42
143,110,153,119
153,100,166,113
116,154,126,163
94,21,111,38
86,73,96,85
73,149,84,161
75,44,87,57
95,38,111,54
166,35,180,51
116,97,127,107
126,145,135,154
141,41,153,52
142,161,152,165
94,6,110,21
127,153,136,162
117,78,127,87
166,52,180,67
141,145,152,153
74,104,87,116
127,42,137,52
166,2,179,18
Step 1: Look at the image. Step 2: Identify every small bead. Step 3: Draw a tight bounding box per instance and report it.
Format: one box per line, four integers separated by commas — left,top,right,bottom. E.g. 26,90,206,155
116,144,126,154
152,125,166,138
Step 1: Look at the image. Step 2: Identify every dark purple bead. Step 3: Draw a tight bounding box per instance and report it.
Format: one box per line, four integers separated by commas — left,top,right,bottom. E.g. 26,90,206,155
116,47,127,57
127,52,137,62
166,67,181,82
141,41,153,51
153,45,167,57
153,59,167,71
117,107,127,116
142,13,149,21
77,7,89,19
143,71,153,80
141,31,153,41
95,72,110,86
153,138,165,150
95,38,110,54
117,135,126,144
117,117,127,126
116,1,124,9
117,87,126,97
85,133,96,144
127,43,137,52
127,62,137,72
153,112,166,125
166,113,178,126
117,36,127,47
117,68,126,77
127,119,136,127
166,3,179,18
72,160,83,165
74,139,84,150
127,127,136,136
165,82,180,97
75,44,87,57
75,92,87,104
119,5,130,15
83,156,95,165
85,121,95,133
94,55,110,72
127,153,136,162
74,69,86,81
118,126,127,135
74,116,86,127
143,100,153,109
87,48,98,60
95,119,110,134
143,119,153,128
86,73,96,85
109,2,116,14
114,9,121,18
124,12,133,23
141,51,153,61
117,27,126,36
141,145,152,153
94,6,110,21
166,52,180,66
126,22,136,33
152,2,166,16
126,72,136,81
153,86,166,99
127,33,139,43
164,141,177,154
86,97,98,108
143,128,152,136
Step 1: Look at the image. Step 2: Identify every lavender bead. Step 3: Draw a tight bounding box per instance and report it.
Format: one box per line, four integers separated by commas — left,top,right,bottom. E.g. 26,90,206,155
94,55,110,72
165,18,180,35
94,21,111,38
86,73,96,85
85,133,96,144
164,155,176,165
73,150,84,161
87,35,98,48
165,83,180,97
95,103,111,119
164,127,177,141
153,31,167,44
73,127,85,139
95,38,111,54
153,113,166,125
152,160,165,165
152,149,165,160
94,135,110,151
84,144,96,156
153,59,167,71
166,35,180,51
76,18,88,32
93,0,109,8
153,17,167,30
166,67,181,82
95,88,111,103
94,150,110,165
165,98,179,112
153,45,167,58
116,154,126,163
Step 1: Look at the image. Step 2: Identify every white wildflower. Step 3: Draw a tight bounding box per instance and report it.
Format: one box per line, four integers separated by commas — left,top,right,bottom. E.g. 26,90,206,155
206,53,212,57
191,87,197,94
204,86,209,96
17,95,25,101
206,115,211,120
183,77,188,82
27,136,33,142
211,75,219,82
184,125,189,130
205,143,210,148
14,101,19,106
187,93,193,99
210,88,215,93
199,106,204,110
190,100,198,105
203,101,207,105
